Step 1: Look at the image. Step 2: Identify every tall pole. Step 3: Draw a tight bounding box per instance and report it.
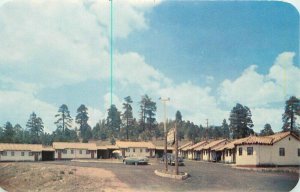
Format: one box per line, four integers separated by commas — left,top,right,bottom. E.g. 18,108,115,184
160,97,170,172
175,122,178,175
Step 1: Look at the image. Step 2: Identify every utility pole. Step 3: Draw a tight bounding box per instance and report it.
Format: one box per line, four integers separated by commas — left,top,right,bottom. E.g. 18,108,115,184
175,122,179,175
206,118,209,139
160,97,170,172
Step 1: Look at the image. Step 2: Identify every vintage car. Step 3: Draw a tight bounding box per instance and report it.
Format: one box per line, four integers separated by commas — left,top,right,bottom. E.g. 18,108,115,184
123,156,149,165
161,153,184,166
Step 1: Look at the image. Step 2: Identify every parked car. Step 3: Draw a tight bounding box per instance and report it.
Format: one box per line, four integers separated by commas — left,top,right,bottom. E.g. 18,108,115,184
161,153,184,166
123,156,149,165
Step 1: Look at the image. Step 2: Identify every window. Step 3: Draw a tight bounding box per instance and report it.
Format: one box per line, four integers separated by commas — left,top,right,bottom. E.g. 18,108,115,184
279,148,285,156
226,150,228,157
239,147,242,156
247,147,253,155
229,150,232,156
146,149,149,152
2,151,7,156
63,150,67,154
133,148,135,152
29,152,33,156
79,150,82,154
140,149,143,153
126,148,130,152
21,152,25,156
11,151,15,156
298,149,300,157
86,150,90,154
71,150,74,154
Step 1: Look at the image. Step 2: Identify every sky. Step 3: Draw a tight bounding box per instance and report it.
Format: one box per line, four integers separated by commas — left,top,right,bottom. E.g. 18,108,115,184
0,0,299,133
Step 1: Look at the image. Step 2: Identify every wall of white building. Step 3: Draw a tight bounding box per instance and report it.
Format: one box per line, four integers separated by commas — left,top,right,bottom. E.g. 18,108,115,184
0,151,41,161
236,136,300,166
123,147,151,157
54,149,96,159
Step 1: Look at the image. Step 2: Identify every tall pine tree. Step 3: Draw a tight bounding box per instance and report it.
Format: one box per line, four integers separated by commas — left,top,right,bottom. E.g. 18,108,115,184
229,103,254,139
54,104,73,134
122,96,133,140
26,112,44,144
282,96,300,132
76,105,92,142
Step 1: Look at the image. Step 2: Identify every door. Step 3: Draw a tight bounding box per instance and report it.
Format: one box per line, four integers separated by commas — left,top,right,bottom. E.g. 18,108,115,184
34,153,38,161
58,151,61,160
91,151,94,159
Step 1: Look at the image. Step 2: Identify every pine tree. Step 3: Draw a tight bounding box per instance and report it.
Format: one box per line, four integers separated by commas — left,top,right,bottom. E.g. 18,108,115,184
122,96,133,140
221,119,230,139
75,105,92,142
106,105,121,138
26,112,44,144
260,123,274,136
54,104,73,134
3,122,14,143
282,96,300,132
229,103,254,139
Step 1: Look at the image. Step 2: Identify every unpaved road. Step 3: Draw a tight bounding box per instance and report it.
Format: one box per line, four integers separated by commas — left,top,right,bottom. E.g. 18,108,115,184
0,162,132,192
0,160,299,191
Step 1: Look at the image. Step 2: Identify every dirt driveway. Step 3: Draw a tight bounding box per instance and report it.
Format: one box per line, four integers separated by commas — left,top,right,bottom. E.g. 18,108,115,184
0,160,299,192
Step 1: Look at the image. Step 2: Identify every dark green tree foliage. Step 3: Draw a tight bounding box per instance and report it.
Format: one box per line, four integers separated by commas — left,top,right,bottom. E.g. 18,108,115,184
26,112,44,144
139,95,157,135
122,96,133,140
260,123,274,136
175,111,184,140
55,104,73,133
213,126,223,138
13,124,24,143
221,119,230,139
106,105,121,138
3,122,15,143
76,105,92,142
0,126,3,141
282,96,300,132
41,132,53,145
229,103,254,139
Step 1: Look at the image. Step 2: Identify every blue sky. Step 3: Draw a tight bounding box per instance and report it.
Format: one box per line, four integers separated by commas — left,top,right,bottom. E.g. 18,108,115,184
0,0,299,133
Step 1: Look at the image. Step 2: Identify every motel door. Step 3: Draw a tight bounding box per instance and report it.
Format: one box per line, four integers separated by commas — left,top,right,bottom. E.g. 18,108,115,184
34,153,38,161
58,151,62,160
91,151,94,159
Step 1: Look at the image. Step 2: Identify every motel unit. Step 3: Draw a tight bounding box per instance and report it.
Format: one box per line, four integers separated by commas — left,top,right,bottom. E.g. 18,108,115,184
201,139,228,161
52,142,97,160
0,143,54,161
186,141,209,160
115,141,156,158
178,141,193,158
234,131,300,166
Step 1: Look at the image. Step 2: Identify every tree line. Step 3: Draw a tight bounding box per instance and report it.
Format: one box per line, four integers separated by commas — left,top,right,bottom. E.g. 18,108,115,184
0,95,299,145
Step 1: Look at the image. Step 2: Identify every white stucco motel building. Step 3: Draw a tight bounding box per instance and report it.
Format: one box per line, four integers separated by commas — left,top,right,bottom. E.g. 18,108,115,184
0,143,52,161
52,142,97,160
115,141,156,158
234,131,300,166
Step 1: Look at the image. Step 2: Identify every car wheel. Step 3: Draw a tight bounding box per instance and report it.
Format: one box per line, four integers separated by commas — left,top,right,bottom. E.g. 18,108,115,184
123,161,127,165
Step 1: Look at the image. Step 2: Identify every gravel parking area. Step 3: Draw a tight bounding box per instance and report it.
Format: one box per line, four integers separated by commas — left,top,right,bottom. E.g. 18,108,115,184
47,159,299,192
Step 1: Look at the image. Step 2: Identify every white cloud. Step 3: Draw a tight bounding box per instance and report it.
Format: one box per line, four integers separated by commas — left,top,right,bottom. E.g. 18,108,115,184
251,107,283,132
0,91,57,132
115,52,172,91
158,82,227,126
218,52,300,132
103,92,123,113
87,106,104,128
218,52,300,107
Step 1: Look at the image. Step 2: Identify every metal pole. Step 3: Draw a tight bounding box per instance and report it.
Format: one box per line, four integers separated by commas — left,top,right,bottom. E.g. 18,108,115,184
160,97,169,172
164,100,168,172
175,122,178,175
